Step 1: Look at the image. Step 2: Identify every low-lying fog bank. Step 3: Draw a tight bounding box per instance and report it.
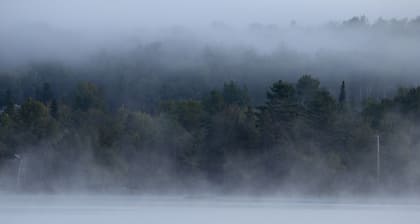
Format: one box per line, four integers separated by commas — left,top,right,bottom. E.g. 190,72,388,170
1,195,420,224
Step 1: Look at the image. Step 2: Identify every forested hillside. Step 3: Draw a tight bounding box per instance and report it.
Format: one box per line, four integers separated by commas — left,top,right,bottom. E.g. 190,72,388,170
0,66,420,194
1,16,420,194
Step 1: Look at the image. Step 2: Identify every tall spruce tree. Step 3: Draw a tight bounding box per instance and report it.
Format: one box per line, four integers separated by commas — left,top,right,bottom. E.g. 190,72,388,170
339,81,346,109
4,89,15,116
258,80,298,146
50,98,59,119
41,82,53,104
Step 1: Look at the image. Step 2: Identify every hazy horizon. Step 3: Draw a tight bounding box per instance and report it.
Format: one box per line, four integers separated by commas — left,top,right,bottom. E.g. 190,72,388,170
1,0,420,28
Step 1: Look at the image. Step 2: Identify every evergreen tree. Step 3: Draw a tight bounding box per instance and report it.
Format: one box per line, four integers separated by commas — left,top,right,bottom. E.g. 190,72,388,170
222,81,250,107
4,89,15,116
296,75,320,107
258,80,298,146
50,98,59,119
41,82,53,104
73,82,104,112
339,81,346,107
19,98,56,139
20,98,48,125
307,89,337,129
203,90,224,114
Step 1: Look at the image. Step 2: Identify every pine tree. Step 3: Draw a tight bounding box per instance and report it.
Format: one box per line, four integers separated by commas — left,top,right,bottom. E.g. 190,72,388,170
41,82,53,104
339,81,346,109
258,80,298,146
4,89,15,116
73,82,104,111
296,75,320,107
222,81,250,107
50,98,59,119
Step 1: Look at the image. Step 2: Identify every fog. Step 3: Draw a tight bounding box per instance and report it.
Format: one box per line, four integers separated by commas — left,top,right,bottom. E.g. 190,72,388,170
1,0,420,70
2,0,420,26
2,1,420,222
2,195,420,224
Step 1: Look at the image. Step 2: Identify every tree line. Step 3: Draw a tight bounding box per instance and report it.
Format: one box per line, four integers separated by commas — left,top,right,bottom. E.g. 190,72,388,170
0,70,420,194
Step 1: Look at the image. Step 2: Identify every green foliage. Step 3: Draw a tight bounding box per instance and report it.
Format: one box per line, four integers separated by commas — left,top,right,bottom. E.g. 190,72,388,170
1,71,420,192
338,81,346,110
296,75,320,106
73,82,104,112
19,98,57,140
222,81,250,107
307,89,337,129
394,87,420,115
4,89,15,116
258,80,299,145
43,83,53,102
362,99,393,129
266,80,296,104
202,90,224,114
20,98,49,125
50,98,59,119
160,100,204,131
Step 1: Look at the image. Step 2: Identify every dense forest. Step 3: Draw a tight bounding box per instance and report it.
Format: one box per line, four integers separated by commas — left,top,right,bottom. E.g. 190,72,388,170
1,16,420,194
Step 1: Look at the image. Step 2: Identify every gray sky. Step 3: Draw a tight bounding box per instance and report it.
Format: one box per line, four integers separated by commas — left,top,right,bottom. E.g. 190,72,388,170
1,0,419,28
1,0,419,67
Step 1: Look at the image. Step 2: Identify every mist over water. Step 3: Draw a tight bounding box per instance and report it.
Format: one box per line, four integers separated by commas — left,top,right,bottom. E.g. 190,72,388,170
2,195,420,224
2,1,420,223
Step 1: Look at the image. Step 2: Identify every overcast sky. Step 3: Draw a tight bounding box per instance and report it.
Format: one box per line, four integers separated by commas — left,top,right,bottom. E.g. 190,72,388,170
1,0,419,28
1,0,419,67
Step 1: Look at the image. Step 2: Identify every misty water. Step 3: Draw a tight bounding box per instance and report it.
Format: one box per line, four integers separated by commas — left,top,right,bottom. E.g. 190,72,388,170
1,195,420,224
